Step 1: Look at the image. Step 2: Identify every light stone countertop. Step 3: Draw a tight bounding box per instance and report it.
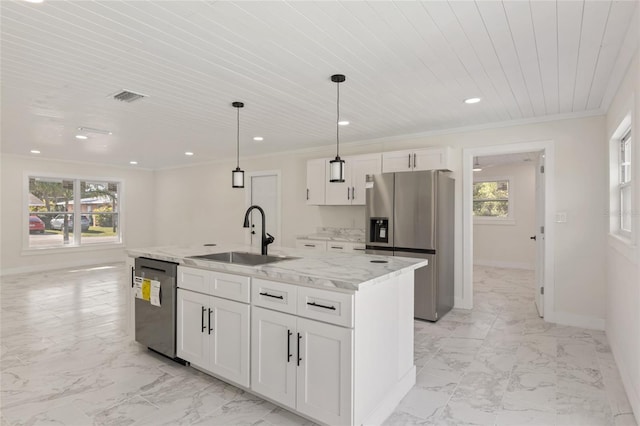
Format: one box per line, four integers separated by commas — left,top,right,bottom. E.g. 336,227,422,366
127,243,426,292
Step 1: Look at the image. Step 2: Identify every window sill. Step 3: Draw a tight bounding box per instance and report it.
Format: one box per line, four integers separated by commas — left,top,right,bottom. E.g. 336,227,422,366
607,233,637,264
474,218,516,226
22,242,124,256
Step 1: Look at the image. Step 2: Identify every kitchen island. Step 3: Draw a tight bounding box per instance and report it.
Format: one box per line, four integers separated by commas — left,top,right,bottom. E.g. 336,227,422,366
126,244,426,426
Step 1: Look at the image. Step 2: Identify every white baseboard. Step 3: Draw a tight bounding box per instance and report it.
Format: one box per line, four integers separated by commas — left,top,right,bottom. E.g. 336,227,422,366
546,310,606,331
473,259,535,270
0,254,126,276
611,345,640,421
363,366,416,425
454,296,472,310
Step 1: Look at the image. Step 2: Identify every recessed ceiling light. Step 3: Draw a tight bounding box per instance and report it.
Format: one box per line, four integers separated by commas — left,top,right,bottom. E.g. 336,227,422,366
464,97,481,104
30,150,41,154
338,120,350,126
75,135,88,140
77,127,113,135
253,136,264,141
185,151,194,156
129,161,138,165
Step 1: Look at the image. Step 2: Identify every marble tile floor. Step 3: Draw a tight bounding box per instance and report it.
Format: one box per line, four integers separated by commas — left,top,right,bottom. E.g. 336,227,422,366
0,264,636,426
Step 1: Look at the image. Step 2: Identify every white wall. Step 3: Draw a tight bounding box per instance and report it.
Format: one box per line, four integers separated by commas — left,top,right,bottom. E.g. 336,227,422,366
605,46,640,420
153,148,365,248
0,155,156,274
473,162,536,270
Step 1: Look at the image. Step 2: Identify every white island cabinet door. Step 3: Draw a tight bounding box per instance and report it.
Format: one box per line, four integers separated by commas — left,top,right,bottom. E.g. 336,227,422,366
176,289,209,369
209,297,250,387
251,307,297,409
296,317,353,426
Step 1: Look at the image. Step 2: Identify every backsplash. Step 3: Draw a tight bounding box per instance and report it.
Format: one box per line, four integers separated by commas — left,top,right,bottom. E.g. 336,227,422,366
316,227,365,240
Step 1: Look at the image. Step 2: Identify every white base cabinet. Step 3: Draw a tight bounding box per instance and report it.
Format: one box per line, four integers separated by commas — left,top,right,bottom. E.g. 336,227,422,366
177,288,250,387
251,306,353,426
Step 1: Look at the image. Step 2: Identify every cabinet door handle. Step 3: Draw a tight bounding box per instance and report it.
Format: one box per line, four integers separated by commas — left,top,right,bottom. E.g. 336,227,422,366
347,187,350,200
307,301,336,311
306,189,309,200
408,153,412,168
131,267,135,288
201,306,206,333
352,187,355,199
259,292,284,300
287,330,292,363
208,308,213,334
297,333,302,366
413,153,417,168
304,244,316,247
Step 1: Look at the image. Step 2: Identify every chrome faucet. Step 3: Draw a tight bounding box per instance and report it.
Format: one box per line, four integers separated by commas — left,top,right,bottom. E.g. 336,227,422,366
243,205,274,255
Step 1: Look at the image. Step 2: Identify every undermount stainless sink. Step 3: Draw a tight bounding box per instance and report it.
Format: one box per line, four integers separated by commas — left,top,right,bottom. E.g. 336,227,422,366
188,251,297,266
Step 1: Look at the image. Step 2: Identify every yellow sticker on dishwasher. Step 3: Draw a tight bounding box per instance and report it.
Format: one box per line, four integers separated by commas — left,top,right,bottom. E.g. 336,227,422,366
141,279,151,301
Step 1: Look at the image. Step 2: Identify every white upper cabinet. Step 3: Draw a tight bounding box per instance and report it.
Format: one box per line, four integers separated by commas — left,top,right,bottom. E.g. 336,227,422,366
382,147,452,173
306,159,326,205
325,154,381,205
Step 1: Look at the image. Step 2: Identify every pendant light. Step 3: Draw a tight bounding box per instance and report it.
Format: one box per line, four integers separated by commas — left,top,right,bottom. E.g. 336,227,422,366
329,74,346,183
473,157,482,172
231,101,245,188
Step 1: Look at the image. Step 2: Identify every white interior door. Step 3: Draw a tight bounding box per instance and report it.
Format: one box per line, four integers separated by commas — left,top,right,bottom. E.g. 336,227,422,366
249,173,279,250
534,154,545,317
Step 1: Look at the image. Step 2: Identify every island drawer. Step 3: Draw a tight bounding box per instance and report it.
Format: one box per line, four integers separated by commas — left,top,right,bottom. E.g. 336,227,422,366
178,266,250,303
296,287,354,328
251,279,297,315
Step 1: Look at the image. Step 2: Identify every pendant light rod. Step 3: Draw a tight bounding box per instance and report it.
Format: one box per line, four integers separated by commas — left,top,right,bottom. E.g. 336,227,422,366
331,74,345,158
232,101,244,168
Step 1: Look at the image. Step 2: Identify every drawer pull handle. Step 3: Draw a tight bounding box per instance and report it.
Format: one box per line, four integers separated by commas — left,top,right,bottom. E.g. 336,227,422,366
287,330,292,363
259,292,284,300
354,248,366,251
304,244,315,247
330,246,343,249
201,306,206,333
307,301,336,311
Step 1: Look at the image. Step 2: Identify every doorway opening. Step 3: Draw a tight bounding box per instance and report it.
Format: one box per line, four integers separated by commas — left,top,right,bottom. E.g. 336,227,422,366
462,141,555,320
246,171,281,251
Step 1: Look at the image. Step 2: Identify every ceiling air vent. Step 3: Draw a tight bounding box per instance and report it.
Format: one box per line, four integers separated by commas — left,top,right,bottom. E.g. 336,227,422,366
112,90,146,103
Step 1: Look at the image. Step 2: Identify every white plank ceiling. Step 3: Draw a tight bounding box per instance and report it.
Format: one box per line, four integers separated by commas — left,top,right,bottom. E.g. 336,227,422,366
1,0,637,169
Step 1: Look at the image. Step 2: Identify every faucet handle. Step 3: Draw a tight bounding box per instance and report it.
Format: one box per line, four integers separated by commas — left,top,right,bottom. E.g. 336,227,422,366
265,233,275,245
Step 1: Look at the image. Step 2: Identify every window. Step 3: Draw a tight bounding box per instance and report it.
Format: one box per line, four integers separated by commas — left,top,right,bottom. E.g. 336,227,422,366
619,129,632,236
27,176,121,248
473,179,513,223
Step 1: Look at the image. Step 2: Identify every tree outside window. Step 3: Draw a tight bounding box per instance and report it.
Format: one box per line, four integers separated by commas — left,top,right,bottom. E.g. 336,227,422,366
473,180,510,219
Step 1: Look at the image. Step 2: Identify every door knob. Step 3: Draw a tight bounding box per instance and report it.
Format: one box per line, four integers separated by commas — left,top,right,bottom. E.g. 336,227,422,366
530,235,537,241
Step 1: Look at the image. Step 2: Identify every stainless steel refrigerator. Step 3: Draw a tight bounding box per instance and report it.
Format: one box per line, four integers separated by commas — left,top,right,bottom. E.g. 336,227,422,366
365,170,454,321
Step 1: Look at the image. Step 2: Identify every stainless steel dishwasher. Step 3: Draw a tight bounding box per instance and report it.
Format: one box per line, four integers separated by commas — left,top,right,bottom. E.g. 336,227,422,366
134,257,183,361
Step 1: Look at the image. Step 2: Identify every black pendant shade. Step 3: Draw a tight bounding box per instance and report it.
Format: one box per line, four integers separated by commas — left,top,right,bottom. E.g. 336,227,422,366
231,101,245,188
329,74,346,183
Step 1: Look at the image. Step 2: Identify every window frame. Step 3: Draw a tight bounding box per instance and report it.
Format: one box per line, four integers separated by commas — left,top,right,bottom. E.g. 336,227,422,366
23,172,124,252
472,176,515,225
619,128,632,238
